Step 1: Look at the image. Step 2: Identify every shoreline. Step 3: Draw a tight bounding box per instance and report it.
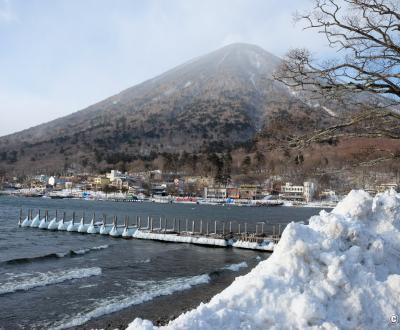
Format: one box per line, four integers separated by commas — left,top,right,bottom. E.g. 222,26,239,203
73,266,251,330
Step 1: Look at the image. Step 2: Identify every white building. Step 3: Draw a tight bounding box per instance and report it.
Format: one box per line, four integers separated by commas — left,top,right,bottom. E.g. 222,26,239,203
106,170,126,183
280,182,316,202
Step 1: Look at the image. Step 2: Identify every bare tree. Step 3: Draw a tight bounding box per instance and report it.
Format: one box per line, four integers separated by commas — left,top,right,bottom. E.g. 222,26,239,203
275,0,400,147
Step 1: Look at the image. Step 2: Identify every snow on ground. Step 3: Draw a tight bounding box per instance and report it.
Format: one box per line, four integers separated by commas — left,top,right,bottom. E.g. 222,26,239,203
128,190,400,330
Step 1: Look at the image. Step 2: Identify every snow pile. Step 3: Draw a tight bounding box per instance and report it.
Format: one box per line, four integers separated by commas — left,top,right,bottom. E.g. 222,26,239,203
128,190,400,329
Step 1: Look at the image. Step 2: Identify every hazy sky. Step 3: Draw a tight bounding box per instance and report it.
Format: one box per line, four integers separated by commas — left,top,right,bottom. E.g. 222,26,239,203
0,0,332,137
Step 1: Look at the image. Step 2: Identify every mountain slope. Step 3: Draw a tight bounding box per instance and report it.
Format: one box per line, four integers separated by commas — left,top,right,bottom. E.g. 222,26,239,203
0,43,341,174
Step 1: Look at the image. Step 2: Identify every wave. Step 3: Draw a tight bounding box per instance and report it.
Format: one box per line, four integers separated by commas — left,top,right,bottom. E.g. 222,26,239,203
0,267,102,295
3,245,109,265
222,261,248,272
49,274,210,330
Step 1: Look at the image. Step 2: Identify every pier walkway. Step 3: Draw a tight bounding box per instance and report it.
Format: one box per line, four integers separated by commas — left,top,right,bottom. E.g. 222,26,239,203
17,209,287,252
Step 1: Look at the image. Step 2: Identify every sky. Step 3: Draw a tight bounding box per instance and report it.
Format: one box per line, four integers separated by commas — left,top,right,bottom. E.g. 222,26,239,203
0,0,332,137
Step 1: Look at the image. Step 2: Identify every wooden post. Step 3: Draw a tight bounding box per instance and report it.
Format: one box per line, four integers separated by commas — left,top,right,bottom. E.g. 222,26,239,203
112,216,116,226
159,217,162,230
192,220,195,234
206,221,209,235
178,219,181,233
222,222,225,235
185,219,188,232
39,209,41,219
278,224,282,237
173,218,176,232
261,222,264,235
138,216,141,229
214,221,217,235
45,210,48,221
200,220,203,234
244,222,247,234
164,218,167,234
229,221,232,233
103,214,106,226
238,223,241,235
56,210,58,220
147,216,150,229
150,217,153,232
273,225,275,236
72,211,75,225
124,216,128,228
62,211,66,224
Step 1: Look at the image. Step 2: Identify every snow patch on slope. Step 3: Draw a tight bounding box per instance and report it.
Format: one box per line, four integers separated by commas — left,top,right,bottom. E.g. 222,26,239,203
128,189,400,329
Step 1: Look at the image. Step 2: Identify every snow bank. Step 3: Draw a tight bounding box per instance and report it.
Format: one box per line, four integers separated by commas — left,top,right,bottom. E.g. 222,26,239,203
128,190,400,329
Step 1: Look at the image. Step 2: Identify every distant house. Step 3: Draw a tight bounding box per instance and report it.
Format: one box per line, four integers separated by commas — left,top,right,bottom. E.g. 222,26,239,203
376,183,398,193
239,185,262,200
152,184,167,196
227,187,240,199
204,187,227,199
106,170,126,182
94,176,110,186
280,182,316,202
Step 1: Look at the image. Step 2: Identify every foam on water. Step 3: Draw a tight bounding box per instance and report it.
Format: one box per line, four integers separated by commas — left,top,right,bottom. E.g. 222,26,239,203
0,267,102,295
49,274,210,330
222,261,248,272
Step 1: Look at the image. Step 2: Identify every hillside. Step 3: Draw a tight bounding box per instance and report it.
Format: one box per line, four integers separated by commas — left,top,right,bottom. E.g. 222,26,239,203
0,43,397,179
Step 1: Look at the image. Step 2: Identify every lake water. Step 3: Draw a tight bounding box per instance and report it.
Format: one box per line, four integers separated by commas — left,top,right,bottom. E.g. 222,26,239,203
0,196,328,329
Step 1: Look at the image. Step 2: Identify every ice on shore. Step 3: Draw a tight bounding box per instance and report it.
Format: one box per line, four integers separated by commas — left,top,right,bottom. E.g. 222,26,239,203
133,231,228,247
128,190,400,329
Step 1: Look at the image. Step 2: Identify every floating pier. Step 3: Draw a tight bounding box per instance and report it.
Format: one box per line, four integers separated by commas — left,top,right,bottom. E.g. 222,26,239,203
18,209,286,252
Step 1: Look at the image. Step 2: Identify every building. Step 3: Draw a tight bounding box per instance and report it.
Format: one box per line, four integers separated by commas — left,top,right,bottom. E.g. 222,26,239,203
152,184,167,196
239,185,262,200
94,176,110,186
106,170,126,183
303,182,317,202
227,187,240,199
280,182,316,202
204,187,227,199
376,183,398,193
